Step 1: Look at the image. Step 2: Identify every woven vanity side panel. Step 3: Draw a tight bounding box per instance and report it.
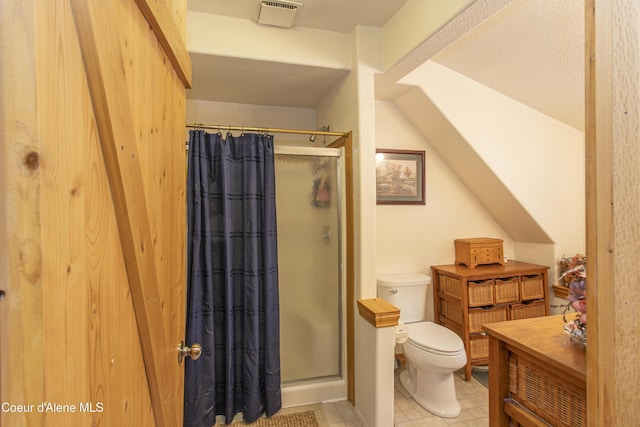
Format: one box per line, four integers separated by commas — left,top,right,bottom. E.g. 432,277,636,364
513,356,586,427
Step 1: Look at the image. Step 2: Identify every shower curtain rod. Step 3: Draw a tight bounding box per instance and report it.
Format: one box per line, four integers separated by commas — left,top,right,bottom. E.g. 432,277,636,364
185,123,347,137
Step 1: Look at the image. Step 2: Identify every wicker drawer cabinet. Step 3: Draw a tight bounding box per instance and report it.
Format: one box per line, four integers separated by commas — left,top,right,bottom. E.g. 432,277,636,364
431,260,549,381
483,315,586,427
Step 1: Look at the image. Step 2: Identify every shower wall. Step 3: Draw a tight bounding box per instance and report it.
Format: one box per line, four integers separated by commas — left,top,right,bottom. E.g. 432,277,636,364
275,149,342,384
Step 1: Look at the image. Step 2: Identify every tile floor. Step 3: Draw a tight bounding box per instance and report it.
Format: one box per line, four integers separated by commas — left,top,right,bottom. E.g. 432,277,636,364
319,369,489,427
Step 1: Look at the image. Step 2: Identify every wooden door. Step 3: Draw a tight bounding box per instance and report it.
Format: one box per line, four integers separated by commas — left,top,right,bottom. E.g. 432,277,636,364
0,0,191,426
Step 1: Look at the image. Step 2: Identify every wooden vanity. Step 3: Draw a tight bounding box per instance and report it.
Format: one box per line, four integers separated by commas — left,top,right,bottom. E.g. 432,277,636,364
482,315,586,427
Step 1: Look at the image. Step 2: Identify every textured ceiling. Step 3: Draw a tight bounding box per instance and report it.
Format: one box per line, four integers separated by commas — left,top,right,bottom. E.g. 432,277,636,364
432,0,584,131
186,0,585,131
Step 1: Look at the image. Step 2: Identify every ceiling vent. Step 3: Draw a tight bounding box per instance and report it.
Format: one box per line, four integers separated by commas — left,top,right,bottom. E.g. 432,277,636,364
253,0,303,28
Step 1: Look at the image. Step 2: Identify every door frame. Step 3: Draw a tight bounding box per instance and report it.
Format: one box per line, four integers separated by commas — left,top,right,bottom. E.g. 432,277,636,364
328,133,355,404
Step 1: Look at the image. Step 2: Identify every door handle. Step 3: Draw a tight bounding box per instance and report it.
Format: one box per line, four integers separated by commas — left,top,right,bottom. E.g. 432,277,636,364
178,341,202,363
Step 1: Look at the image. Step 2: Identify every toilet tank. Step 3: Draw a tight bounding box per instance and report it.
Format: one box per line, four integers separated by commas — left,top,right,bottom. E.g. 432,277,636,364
376,273,430,323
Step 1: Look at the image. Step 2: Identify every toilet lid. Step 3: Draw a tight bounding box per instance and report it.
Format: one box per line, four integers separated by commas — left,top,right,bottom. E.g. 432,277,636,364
406,322,464,354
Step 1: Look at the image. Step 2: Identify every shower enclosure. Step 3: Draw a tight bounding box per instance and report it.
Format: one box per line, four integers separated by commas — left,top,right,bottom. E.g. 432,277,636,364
274,145,346,407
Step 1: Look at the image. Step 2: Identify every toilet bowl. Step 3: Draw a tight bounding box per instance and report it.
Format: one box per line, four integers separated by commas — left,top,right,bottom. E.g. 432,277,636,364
377,273,467,418
399,321,466,417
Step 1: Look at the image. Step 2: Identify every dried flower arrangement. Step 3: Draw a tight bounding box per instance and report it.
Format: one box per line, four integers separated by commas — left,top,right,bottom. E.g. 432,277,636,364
560,254,587,345
559,254,586,286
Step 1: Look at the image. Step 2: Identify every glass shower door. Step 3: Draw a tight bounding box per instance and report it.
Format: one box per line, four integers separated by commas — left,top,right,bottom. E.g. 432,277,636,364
274,147,343,384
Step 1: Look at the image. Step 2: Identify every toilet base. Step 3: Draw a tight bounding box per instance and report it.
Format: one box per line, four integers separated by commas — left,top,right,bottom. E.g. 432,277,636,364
399,367,462,418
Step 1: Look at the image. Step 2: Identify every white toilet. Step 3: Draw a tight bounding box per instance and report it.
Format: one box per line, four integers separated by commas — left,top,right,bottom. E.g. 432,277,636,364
377,273,467,418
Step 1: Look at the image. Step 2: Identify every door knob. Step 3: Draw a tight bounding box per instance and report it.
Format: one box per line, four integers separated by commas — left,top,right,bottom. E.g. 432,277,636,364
178,341,202,363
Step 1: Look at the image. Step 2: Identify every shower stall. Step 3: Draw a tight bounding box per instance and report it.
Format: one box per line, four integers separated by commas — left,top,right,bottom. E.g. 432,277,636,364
274,145,347,407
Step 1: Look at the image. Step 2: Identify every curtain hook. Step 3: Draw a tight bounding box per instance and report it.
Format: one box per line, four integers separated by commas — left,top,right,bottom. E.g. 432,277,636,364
217,125,222,136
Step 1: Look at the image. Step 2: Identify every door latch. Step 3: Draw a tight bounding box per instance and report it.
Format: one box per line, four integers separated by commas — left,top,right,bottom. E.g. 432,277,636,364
178,341,202,363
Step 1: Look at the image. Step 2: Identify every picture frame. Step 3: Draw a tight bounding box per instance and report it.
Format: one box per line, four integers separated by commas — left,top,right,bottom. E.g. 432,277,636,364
375,149,425,205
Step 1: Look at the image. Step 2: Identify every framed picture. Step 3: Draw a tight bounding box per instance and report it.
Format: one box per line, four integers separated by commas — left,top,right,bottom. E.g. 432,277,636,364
375,149,425,205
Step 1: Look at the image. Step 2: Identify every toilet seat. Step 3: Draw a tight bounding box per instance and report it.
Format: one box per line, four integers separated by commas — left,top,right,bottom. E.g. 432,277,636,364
406,322,464,356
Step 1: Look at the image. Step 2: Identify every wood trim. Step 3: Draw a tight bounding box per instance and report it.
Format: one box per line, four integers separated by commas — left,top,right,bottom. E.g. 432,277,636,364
586,0,615,425
357,298,400,328
69,1,174,425
503,400,550,427
134,0,192,88
587,1,640,424
328,133,355,404
487,336,509,426
551,284,569,300
344,133,355,404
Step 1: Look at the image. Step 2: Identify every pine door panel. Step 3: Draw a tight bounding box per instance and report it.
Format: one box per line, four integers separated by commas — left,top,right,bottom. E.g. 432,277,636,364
1,0,188,426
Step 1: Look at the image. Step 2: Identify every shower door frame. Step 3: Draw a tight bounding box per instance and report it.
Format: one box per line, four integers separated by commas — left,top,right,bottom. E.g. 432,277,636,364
275,145,346,395
274,131,354,404
326,133,354,404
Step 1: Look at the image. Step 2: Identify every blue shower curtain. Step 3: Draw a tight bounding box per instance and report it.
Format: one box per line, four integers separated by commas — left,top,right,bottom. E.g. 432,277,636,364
184,130,281,426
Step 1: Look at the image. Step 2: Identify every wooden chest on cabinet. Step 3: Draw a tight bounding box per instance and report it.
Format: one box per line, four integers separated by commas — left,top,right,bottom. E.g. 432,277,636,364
431,260,549,381
454,237,505,268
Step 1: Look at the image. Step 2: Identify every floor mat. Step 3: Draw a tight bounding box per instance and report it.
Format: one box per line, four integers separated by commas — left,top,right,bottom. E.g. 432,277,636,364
472,368,489,389
229,410,319,426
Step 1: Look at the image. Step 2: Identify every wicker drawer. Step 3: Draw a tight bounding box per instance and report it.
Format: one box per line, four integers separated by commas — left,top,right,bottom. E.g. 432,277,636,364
520,274,545,300
510,299,546,320
468,279,494,306
440,298,464,325
469,333,489,359
469,305,507,333
494,277,520,304
510,354,586,426
440,275,462,299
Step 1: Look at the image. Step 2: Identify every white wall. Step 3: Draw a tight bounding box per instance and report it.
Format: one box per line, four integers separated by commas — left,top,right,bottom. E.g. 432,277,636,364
317,26,395,427
375,100,514,276
397,62,586,312
401,61,586,258
186,99,316,145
